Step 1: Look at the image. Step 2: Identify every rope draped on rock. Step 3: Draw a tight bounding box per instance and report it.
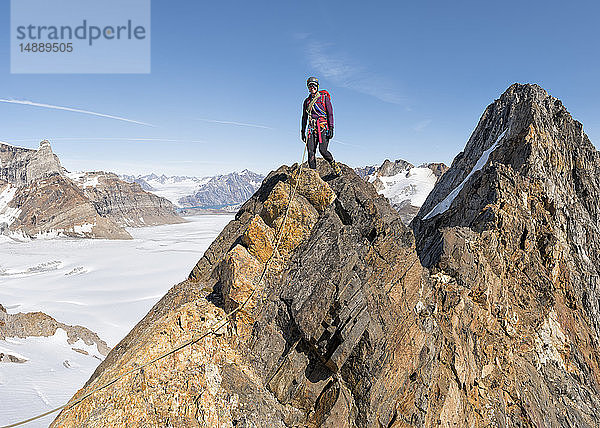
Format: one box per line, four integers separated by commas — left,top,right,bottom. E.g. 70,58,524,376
2,145,308,428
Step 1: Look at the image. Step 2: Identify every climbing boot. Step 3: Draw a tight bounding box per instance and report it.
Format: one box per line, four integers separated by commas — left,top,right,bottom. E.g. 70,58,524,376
331,161,342,177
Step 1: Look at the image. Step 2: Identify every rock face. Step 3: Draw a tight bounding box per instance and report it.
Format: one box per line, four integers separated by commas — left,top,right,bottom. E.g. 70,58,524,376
71,171,185,227
9,174,131,239
52,160,432,427
0,140,63,186
412,83,600,426
52,83,600,427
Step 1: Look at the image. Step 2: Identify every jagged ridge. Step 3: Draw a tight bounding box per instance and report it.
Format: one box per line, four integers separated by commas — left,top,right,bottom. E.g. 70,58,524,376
52,159,429,427
51,83,600,427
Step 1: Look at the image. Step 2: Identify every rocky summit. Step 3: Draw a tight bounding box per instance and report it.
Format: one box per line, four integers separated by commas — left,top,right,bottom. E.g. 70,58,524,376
0,139,62,186
53,83,600,427
52,159,430,427
410,83,600,426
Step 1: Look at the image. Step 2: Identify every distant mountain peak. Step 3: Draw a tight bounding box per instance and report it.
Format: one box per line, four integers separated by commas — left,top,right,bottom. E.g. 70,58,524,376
355,158,448,224
177,170,265,209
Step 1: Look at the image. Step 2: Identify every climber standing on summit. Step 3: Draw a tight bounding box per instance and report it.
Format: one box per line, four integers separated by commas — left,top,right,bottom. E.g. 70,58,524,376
301,76,342,176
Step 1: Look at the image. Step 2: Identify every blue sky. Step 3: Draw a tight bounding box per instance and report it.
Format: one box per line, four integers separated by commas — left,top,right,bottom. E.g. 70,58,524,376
1,0,599,176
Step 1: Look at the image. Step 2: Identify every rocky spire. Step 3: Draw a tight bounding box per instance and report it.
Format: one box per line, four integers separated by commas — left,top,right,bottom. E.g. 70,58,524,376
0,139,64,186
412,83,600,426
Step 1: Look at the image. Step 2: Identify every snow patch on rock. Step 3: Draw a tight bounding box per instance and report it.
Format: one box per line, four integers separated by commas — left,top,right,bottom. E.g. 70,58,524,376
73,223,95,234
0,184,21,228
67,172,101,188
423,129,507,220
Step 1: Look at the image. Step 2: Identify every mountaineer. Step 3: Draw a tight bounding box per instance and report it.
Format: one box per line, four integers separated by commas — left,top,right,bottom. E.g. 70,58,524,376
301,76,342,176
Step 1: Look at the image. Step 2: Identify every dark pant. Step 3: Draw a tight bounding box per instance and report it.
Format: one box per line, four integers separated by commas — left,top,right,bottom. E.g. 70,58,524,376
306,128,334,169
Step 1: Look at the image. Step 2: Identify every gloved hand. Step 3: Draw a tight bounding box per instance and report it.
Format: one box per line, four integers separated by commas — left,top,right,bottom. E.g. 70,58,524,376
326,128,334,139
301,130,306,142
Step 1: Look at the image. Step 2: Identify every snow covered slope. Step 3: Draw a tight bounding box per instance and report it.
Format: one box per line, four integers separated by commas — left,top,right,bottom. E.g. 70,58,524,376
0,182,20,232
377,166,438,208
359,159,448,224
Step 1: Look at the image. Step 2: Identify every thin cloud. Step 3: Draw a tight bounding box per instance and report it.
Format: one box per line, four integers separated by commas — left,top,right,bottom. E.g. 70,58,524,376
197,118,273,129
305,41,405,105
414,119,432,132
330,138,360,148
292,32,311,41
0,99,154,126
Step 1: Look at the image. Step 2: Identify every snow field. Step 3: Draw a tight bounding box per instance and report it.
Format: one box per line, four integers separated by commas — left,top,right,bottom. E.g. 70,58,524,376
0,214,233,426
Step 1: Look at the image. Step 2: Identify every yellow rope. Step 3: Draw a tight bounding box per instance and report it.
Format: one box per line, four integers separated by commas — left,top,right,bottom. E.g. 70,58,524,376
2,145,308,428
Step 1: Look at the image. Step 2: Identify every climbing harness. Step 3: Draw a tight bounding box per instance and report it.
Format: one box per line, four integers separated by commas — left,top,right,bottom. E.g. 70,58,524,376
305,92,341,176
2,147,308,428
305,90,330,145
309,117,329,145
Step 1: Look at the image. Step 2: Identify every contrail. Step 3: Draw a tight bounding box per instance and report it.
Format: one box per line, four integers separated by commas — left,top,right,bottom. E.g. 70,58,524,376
9,137,205,144
0,99,154,127
197,118,273,129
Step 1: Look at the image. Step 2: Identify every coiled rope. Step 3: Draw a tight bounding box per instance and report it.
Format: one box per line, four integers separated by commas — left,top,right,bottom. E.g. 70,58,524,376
2,145,308,428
